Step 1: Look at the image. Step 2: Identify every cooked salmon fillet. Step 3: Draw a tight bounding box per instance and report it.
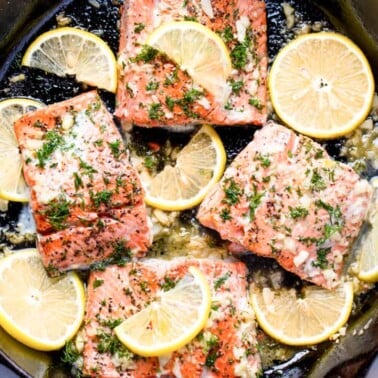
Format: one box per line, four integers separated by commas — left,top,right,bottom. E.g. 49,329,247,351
198,122,372,289
14,91,151,274
115,0,267,128
82,258,261,377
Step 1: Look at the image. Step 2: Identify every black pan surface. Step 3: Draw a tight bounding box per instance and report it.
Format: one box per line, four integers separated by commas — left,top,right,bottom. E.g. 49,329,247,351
0,0,377,377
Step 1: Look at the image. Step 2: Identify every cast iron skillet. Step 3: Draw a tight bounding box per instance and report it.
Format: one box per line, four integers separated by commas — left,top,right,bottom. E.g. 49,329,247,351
0,0,377,377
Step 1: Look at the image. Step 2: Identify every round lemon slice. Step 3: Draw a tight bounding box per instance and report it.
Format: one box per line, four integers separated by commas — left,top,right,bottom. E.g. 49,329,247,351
143,124,226,211
115,266,211,357
0,249,85,351
268,32,375,139
147,21,232,103
250,282,354,346
0,97,44,203
22,27,117,93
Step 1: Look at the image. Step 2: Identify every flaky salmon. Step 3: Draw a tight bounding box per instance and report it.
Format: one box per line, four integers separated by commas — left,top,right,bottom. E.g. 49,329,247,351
82,258,261,377
116,0,267,128
198,122,372,289
14,91,151,274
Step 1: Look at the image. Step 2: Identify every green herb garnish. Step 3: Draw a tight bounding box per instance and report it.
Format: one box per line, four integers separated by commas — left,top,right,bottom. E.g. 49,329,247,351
35,130,64,168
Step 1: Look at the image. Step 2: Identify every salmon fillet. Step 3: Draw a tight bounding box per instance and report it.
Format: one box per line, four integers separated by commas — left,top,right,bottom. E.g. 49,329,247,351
197,122,372,289
115,0,267,128
82,258,261,377
14,91,151,274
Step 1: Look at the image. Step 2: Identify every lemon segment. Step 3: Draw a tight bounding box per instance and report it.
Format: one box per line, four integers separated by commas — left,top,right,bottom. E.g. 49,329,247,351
143,124,226,211
22,27,117,93
0,97,44,203
250,282,354,346
357,206,378,282
268,32,375,139
0,249,85,351
115,266,211,357
147,21,232,103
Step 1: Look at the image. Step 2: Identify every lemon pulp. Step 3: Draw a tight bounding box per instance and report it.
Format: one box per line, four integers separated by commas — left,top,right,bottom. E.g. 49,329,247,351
0,97,44,203
250,282,354,346
115,266,211,356
22,27,117,93
143,124,226,211
0,249,85,351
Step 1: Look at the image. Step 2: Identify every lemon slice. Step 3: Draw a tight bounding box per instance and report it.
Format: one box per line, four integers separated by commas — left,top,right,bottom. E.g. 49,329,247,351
146,21,232,103
0,97,44,203
0,249,85,351
22,27,117,93
250,282,354,346
357,204,378,282
115,266,211,357
269,32,375,139
143,124,226,211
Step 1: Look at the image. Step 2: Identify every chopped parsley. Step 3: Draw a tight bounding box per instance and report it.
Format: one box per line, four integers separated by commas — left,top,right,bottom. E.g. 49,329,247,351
97,331,133,358
139,281,149,293
131,45,159,63
314,149,324,159
94,139,103,147
160,276,176,291
73,172,83,191
315,200,343,226
183,15,198,22
144,155,157,170
182,88,204,103
310,169,327,192
42,195,71,230
134,22,145,33
61,341,80,365
93,279,104,289
32,120,45,128
165,96,176,111
90,190,113,207
222,178,243,205
214,272,231,290
230,36,250,69
289,206,309,219
35,130,64,168
224,101,233,110
164,67,179,86
148,102,164,120
229,79,244,94
248,186,264,221
205,349,219,367
99,318,123,329
146,80,159,91
312,247,331,269
248,97,263,110
255,153,271,167
218,25,234,43
112,240,131,264
169,88,204,118
107,139,123,159
79,158,98,179
220,208,232,222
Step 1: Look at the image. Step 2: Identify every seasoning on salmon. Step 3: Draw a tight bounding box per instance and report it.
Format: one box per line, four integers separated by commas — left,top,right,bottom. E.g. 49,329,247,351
115,0,267,128
14,91,151,274
197,122,373,289
81,258,261,377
